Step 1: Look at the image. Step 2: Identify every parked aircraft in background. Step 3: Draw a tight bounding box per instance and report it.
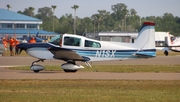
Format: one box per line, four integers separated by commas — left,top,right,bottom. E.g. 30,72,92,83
17,36,45,43
17,32,46,43
16,22,156,73
166,34,180,52
96,31,176,55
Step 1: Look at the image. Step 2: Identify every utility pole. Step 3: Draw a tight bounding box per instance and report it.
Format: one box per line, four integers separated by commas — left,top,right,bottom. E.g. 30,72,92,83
71,5,79,35
51,5,57,32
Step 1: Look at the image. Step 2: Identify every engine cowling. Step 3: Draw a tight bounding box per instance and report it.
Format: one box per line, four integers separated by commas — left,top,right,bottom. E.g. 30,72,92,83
30,64,45,71
61,63,84,72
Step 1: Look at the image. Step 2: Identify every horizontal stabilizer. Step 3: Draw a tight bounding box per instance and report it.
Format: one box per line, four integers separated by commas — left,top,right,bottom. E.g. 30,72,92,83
133,52,156,58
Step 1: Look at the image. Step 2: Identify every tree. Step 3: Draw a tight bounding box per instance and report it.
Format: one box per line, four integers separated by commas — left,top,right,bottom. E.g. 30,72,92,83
7,4,11,10
111,3,128,31
19,7,35,17
36,7,54,31
97,10,109,32
76,17,94,34
17,11,23,14
23,8,31,16
29,7,35,17
36,7,53,20
91,14,97,33
91,14,101,32
126,9,139,31
161,13,176,33
129,8,137,16
91,10,107,32
59,14,74,34
51,5,57,32
71,5,79,35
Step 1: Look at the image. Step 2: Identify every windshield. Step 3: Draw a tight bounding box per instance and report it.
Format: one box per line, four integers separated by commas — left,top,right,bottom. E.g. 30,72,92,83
49,35,62,45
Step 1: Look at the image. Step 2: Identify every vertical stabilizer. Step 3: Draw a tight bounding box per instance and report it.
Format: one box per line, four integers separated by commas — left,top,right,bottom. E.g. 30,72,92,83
165,32,173,46
134,22,155,50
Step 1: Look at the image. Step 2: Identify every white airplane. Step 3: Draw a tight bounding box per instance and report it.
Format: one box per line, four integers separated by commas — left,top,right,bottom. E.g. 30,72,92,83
17,22,156,73
166,34,180,52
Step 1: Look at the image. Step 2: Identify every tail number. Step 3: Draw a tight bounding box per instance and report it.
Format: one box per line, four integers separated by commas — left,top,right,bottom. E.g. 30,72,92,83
95,50,116,57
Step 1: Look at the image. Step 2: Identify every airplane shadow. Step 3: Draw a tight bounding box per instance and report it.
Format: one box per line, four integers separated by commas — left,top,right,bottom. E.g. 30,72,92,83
19,70,65,74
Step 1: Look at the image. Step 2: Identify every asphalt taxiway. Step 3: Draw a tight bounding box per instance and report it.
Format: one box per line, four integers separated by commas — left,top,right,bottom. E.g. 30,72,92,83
0,56,180,80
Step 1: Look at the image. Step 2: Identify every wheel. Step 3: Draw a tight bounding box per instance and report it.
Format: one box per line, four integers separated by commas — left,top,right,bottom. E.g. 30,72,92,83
164,50,168,56
33,70,40,73
63,69,77,73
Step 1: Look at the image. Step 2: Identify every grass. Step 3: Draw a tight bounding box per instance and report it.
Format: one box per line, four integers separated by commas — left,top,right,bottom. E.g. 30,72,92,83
2,49,180,102
8,65,180,73
2,50,28,56
0,79,179,102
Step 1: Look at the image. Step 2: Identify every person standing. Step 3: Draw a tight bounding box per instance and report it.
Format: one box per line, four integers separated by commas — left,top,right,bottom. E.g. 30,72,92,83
29,36,36,43
15,38,20,55
8,37,15,56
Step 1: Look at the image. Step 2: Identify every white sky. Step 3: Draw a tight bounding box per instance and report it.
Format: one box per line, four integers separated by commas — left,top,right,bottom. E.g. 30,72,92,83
0,0,180,18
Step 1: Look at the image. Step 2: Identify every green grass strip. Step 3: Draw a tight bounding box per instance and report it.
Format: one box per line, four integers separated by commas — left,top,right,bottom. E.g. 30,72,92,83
8,65,180,73
0,79,180,102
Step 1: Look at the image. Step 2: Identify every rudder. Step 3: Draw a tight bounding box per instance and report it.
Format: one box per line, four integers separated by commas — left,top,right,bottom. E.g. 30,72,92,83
134,22,155,50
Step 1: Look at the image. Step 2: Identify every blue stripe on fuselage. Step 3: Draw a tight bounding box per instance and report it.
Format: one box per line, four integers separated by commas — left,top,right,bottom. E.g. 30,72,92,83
72,49,156,58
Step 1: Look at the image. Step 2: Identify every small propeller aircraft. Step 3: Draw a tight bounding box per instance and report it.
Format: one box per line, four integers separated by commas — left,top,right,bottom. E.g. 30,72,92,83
166,34,180,52
16,22,156,73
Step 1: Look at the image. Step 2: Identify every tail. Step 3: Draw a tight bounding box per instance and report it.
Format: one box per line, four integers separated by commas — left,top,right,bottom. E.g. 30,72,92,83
36,32,39,37
165,32,173,46
134,22,155,50
165,34,180,52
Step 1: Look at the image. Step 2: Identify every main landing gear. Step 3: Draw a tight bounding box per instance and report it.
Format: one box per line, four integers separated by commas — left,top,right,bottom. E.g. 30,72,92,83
30,59,45,73
30,60,91,73
164,50,169,56
61,61,84,73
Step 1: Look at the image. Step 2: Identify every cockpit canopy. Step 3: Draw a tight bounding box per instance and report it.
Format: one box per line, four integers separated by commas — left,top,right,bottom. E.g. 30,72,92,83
49,35,61,45
49,34,101,48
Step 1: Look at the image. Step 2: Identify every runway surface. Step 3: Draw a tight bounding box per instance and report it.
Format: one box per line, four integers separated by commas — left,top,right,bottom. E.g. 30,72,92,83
0,56,180,80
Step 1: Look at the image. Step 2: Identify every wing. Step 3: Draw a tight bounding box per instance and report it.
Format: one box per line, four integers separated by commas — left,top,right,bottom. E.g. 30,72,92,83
48,47,90,62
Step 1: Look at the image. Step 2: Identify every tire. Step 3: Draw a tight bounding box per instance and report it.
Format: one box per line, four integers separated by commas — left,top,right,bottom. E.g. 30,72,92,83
63,69,77,73
33,70,40,73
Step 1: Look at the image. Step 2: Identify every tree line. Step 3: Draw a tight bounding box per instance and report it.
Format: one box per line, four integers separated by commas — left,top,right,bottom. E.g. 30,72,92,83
7,3,180,36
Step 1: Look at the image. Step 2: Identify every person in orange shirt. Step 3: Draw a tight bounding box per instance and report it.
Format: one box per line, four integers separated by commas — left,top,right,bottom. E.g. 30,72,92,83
29,36,36,43
15,38,20,55
8,36,16,56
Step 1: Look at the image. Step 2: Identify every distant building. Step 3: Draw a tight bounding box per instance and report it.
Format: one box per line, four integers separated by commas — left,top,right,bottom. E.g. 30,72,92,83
0,8,59,39
85,31,137,43
85,31,175,51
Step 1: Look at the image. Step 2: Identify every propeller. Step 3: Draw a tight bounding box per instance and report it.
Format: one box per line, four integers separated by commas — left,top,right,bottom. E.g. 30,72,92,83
16,43,26,55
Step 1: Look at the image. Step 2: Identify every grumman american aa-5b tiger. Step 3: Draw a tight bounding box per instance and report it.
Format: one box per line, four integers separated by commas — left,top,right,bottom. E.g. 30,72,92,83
16,22,156,73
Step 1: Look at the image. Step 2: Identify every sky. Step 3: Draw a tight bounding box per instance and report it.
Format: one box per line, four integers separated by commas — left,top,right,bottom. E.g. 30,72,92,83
1,0,180,18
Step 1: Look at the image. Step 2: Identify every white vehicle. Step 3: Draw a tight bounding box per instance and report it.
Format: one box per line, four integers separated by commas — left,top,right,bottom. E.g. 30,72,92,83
17,22,156,73
0,40,5,56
